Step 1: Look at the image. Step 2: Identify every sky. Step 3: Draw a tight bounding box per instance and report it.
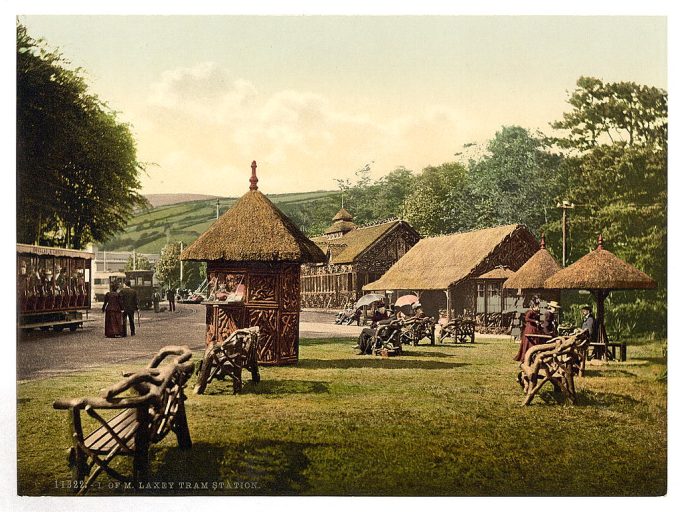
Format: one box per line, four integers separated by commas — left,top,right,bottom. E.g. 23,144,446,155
16,14,667,197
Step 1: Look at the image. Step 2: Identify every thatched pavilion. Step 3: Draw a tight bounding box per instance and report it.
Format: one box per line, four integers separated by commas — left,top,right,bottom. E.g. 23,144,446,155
181,161,326,365
544,235,656,360
503,235,562,306
363,224,539,321
301,211,420,309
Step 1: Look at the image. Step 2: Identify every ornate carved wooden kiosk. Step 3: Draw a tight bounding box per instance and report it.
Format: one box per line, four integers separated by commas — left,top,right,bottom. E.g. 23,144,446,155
181,162,326,365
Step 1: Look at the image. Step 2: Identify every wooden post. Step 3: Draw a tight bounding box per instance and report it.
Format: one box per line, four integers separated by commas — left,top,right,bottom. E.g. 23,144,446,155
596,289,610,362
446,287,452,322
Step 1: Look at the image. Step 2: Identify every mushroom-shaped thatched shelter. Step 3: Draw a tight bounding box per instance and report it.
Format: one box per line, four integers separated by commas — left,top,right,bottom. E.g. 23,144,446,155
543,235,656,360
181,161,326,365
503,235,562,306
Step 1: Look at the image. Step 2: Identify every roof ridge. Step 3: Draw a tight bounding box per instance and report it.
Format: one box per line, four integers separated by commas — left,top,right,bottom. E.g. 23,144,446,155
422,223,520,239
355,217,401,230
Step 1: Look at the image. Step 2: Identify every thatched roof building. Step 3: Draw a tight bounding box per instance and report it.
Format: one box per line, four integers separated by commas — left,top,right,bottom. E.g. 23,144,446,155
364,224,536,291
363,224,539,321
503,235,562,291
301,214,420,309
181,186,325,264
181,161,325,366
544,237,656,291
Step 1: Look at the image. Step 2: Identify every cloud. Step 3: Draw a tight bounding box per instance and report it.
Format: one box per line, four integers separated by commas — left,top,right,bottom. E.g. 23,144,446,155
136,62,471,194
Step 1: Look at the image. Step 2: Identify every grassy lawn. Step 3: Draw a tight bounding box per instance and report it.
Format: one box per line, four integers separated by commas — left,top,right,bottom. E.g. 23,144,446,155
17,336,667,496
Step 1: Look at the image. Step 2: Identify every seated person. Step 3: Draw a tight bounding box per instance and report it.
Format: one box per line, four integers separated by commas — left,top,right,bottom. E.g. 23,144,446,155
355,308,397,354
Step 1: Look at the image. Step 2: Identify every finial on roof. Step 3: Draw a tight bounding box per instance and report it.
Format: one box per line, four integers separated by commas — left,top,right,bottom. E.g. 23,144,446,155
540,233,546,250
597,234,603,250
250,160,258,191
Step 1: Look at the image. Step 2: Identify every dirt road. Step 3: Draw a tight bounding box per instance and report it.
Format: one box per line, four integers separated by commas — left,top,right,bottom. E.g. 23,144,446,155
17,306,362,381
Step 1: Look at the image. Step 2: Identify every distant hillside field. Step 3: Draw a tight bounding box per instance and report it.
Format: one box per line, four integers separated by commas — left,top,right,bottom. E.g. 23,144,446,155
143,193,218,208
102,190,342,253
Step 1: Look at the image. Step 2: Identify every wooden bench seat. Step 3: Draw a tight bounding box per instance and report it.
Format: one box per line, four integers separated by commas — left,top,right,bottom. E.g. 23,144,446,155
518,330,590,406
440,319,475,344
194,327,260,395
54,345,194,494
84,408,139,454
588,341,627,362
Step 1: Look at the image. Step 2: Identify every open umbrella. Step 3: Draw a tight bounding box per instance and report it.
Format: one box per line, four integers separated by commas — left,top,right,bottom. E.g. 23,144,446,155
394,294,419,307
544,235,656,361
355,293,385,308
503,235,561,292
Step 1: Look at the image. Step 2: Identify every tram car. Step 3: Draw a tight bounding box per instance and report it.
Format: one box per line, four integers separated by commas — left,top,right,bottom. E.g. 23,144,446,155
17,243,94,332
125,269,156,309
92,271,126,302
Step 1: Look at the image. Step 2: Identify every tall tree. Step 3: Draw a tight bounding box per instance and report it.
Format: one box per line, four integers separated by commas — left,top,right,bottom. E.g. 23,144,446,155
550,77,667,333
403,162,473,236
551,76,667,151
468,126,565,235
16,23,148,249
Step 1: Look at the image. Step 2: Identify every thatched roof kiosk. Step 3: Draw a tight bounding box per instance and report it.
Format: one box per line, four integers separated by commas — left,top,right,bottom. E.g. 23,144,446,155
544,235,656,360
181,161,325,365
363,224,539,322
502,234,562,307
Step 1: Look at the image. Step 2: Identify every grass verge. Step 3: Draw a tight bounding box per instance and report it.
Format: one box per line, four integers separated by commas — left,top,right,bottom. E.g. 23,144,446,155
17,336,666,496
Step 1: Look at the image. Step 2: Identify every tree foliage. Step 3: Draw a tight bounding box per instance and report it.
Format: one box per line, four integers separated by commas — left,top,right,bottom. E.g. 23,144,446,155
154,242,204,290
468,126,565,234
403,162,473,236
551,76,667,151
16,23,148,249
125,254,151,271
549,76,667,334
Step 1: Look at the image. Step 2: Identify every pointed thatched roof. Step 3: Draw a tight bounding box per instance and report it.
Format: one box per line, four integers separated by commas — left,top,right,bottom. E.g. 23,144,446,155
312,220,418,265
479,267,515,280
363,224,537,291
181,163,326,263
503,236,561,290
332,207,353,222
324,207,357,235
543,236,656,291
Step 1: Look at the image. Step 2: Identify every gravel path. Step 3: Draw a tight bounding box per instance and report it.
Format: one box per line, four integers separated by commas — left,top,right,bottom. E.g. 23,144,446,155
16,306,361,381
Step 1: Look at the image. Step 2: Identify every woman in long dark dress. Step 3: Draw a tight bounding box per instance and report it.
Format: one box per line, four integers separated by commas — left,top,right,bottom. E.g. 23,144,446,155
102,285,124,338
514,300,542,362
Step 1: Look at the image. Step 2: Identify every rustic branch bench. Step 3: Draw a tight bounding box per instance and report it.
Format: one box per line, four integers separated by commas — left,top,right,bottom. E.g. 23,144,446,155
194,327,260,395
53,345,194,494
399,316,435,346
588,341,627,362
440,319,476,344
518,330,590,406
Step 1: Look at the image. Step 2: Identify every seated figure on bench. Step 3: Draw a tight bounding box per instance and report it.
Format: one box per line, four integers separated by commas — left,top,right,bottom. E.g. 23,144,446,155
53,346,194,495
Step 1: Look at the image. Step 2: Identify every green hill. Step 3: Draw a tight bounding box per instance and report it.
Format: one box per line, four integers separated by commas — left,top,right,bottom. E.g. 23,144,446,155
101,190,342,253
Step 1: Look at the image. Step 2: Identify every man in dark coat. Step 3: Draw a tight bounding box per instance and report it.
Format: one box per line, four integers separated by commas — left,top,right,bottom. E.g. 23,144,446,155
119,279,139,337
580,304,596,341
166,288,176,312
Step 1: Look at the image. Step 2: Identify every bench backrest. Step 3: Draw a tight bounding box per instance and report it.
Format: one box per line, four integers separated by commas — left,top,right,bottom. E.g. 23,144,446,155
54,345,194,444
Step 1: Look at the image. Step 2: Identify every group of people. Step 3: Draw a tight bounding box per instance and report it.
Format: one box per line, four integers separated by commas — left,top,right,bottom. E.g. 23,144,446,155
355,301,424,354
102,280,139,338
514,297,597,363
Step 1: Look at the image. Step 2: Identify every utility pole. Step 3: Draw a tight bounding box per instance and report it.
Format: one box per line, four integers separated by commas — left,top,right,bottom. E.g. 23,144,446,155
216,198,220,220
556,200,575,267
179,241,184,288
132,249,137,270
